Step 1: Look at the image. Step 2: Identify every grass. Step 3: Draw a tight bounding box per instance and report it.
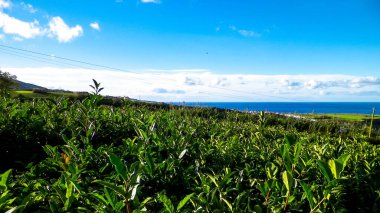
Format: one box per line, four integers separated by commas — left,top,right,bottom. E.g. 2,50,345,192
12,90,85,98
302,113,380,121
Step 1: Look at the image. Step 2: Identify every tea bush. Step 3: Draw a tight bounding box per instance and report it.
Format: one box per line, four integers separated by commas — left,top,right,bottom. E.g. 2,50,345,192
0,94,379,212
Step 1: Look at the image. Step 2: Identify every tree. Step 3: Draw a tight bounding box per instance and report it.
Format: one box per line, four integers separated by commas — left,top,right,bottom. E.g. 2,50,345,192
0,70,18,97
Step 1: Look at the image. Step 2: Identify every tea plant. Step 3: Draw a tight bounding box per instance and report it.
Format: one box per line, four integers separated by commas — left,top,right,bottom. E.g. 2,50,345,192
0,86,379,212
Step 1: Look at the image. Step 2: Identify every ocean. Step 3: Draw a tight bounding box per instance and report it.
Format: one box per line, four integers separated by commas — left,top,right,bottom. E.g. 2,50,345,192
172,102,380,114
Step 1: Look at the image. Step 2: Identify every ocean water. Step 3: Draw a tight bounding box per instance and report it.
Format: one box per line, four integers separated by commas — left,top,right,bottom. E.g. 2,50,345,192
172,102,380,114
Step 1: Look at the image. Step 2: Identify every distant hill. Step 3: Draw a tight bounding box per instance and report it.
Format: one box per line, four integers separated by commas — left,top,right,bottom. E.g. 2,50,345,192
15,80,47,90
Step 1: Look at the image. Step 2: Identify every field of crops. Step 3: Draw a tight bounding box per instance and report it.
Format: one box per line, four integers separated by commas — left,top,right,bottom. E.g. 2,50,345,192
1,93,379,212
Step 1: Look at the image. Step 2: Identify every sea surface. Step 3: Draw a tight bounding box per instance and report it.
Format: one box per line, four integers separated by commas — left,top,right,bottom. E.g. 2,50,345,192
171,102,380,114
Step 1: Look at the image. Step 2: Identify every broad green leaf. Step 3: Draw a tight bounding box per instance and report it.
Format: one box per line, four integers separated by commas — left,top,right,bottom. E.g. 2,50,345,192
90,193,108,205
280,144,292,173
0,169,11,191
65,182,73,199
158,193,175,213
282,171,293,193
108,153,127,180
328,159,342,179
317,160,333,182
176,193,194,211
104,187,116,209
337,154,350,170
93,180,127,199
300,181,314,209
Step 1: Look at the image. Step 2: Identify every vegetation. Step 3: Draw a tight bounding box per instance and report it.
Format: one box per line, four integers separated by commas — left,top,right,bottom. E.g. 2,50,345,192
0,81,379,212
303,113,380,121
0,70,18,97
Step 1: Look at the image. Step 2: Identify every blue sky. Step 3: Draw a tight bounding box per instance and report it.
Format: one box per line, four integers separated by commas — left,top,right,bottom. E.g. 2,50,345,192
1,0,380,101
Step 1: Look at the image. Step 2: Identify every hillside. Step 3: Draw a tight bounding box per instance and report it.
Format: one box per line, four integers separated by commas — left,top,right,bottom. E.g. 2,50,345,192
15,80,47,90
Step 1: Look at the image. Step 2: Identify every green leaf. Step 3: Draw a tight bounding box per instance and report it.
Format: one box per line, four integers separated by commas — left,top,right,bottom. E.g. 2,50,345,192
158,193,175,213
176,193,194,211
91,193,108,206
300,181,315,209
337,154,350,170
93,180,127,199
280,144,292,173
265,162,278,179
221,197,233,212
0,169,11,191
282,171,293,193
65,182,73,199
317,160,333,182
293,142,302,165
254,204,262,213
5,205,26,213
284,135,297,146
108,153,127,180
328,159,341,179
145,151,155,176
104,187,116,209
49,200,59,213
207,174,219,188
139,197,153,209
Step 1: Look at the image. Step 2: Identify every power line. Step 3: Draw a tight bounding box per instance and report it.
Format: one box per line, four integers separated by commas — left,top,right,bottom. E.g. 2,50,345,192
0,43,305,102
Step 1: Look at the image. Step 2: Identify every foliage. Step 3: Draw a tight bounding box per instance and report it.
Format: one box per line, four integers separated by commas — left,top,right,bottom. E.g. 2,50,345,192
0,92,379,212
0,70,18,97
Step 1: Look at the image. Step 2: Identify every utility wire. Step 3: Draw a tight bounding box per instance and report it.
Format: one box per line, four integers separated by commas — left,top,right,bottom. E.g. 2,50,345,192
0,43,305,102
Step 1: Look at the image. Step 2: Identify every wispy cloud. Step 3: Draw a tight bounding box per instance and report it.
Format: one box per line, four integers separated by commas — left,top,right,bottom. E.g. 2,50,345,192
141,0,160,4
229,25,261,37
5,67,380,102
153,88,185,94
90,22,100,31
20,2,37,13
237,29,261,37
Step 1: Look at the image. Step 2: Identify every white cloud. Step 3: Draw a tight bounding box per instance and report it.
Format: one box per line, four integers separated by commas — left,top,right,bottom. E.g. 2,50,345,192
4,67,380,102
0,34,4,39
90,22,100,31
141,0,160,4
48,17,83,43
0,1,83,43
0,0,10,9
0,12,44,38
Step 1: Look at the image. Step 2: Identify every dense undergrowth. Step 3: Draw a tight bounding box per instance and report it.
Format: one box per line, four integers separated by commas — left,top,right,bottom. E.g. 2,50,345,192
0,93,379,212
